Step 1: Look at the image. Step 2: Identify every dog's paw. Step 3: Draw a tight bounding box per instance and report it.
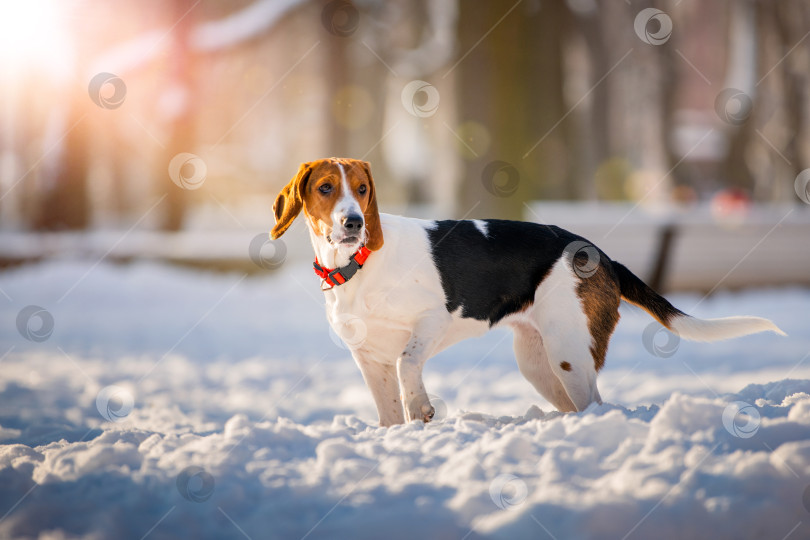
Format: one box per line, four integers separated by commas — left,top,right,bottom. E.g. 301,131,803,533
421,403,435,423
406,394,435,423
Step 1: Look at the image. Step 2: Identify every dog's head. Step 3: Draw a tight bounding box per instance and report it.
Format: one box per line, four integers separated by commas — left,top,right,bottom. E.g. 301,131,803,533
270,158,383,251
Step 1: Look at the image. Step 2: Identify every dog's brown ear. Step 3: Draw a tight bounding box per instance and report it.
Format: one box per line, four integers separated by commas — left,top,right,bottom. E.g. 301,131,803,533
271,163,312,239
359,161,384,251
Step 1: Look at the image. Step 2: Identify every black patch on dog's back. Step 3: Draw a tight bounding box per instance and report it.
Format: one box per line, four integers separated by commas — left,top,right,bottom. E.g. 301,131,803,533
424,220,591,325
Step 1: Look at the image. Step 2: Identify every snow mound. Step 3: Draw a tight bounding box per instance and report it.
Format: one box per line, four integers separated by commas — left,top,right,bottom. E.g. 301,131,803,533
1,261,809,538
0,382,808,539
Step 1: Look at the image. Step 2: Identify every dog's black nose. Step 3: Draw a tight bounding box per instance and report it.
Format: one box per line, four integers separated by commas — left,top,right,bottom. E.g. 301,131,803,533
343,214,364,231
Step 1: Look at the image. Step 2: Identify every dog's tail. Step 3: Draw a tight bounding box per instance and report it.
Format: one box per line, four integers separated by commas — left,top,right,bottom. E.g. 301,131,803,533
611,261,785,342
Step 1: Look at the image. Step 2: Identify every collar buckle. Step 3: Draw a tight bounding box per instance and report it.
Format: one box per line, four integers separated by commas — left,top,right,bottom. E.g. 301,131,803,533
314,245,370,290
329,259,360,284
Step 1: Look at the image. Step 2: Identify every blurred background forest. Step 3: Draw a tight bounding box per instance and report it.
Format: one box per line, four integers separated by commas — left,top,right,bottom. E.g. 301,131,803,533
1,0,809,288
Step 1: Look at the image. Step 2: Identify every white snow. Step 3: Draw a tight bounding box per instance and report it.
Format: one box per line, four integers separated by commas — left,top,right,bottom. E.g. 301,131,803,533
1,260,809,539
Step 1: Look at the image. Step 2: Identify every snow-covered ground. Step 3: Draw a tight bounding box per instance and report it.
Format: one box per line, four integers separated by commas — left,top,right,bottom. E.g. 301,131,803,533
1,260,809,539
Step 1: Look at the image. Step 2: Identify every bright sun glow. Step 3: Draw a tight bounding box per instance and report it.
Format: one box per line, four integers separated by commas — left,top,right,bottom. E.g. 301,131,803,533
0,0,73,78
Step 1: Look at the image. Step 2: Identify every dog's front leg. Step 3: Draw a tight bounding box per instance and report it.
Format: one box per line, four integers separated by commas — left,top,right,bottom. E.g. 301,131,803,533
353,354,404,427
398,312,449,423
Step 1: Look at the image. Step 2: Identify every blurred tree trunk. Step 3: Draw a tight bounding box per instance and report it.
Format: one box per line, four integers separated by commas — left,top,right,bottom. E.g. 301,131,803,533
727,0,810,201
723,0,757,194
34,97,90,230
161,0,197,231
659,8,683,192
772,0,810,182
572,7,610,196
324,1,352,158
456,1,571,219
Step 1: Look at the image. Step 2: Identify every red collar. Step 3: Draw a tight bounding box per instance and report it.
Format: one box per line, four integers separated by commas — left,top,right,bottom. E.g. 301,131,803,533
313,245,371,290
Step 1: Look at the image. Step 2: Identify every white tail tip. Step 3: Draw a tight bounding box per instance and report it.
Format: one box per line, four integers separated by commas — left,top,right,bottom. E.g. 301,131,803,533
669,315,786,343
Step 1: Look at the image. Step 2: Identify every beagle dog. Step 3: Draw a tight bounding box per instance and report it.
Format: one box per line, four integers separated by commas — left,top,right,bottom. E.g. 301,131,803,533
271,157,785,426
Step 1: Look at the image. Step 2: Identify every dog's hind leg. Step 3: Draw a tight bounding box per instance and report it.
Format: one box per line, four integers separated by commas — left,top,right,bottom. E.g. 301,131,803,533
512,324,577,412
535,326,602,412
530,259,607,412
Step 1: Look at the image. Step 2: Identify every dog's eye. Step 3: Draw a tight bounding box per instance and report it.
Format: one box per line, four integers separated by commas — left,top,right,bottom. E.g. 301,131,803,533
358,185,367,195
318,184,332,194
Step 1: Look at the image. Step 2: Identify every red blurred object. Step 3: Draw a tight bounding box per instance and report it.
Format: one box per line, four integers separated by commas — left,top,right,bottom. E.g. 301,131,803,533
710,188,751,220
